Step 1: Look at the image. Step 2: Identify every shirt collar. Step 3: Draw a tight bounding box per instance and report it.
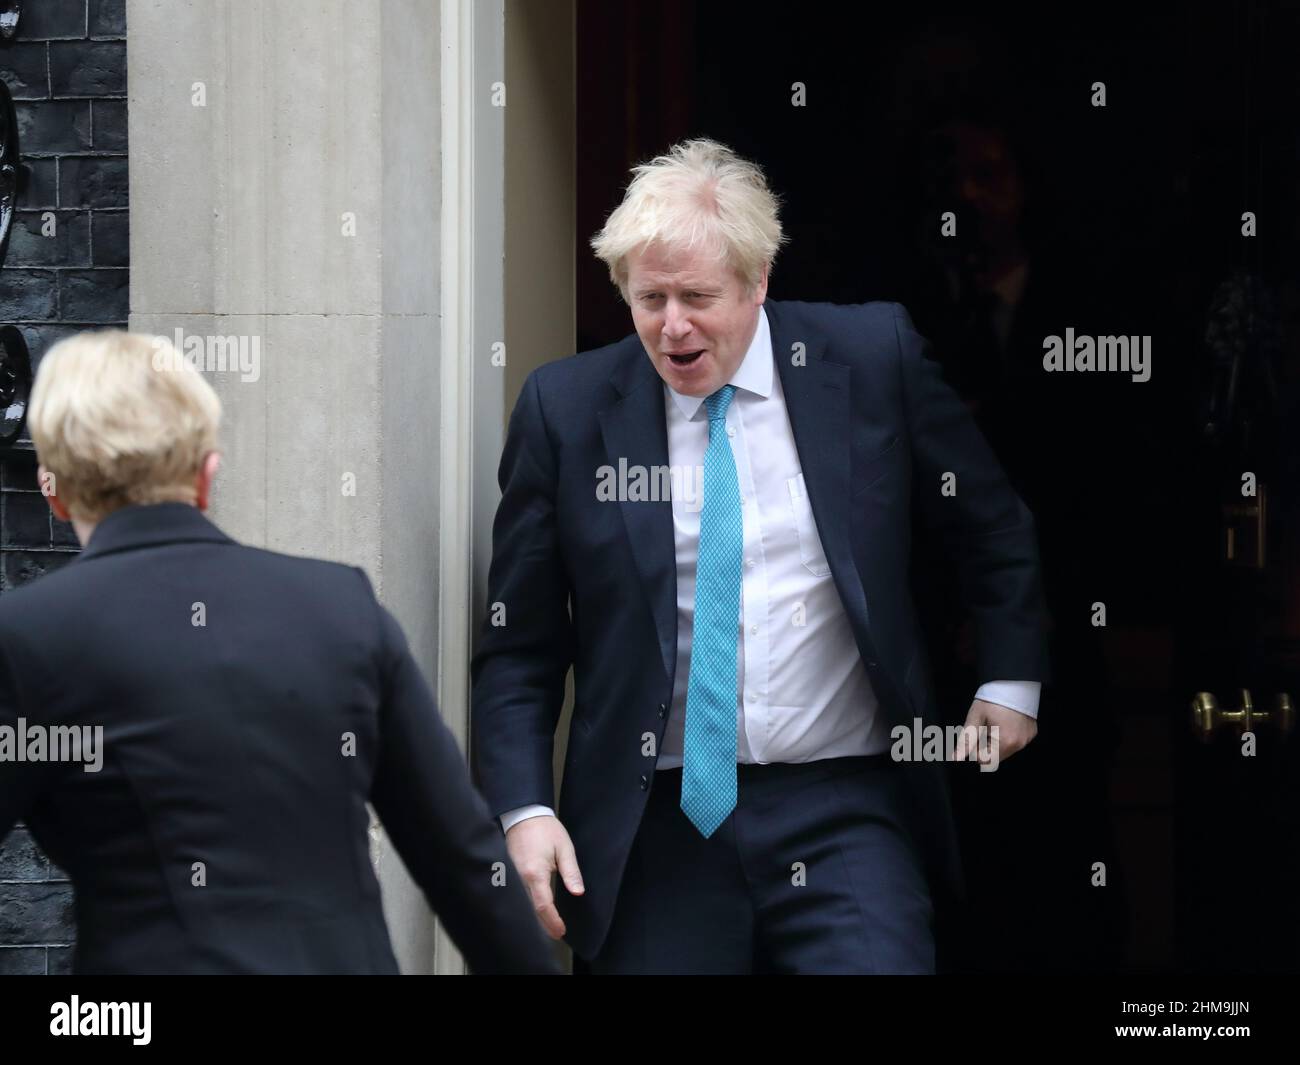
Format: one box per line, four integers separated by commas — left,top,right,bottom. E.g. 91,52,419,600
665,303,774,420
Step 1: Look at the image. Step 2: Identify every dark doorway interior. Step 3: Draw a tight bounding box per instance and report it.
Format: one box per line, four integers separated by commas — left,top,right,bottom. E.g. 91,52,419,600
575,0,1300,973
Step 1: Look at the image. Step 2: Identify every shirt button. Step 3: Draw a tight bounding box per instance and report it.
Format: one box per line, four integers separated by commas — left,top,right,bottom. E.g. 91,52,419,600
726,426,736,438
746,692,756,703
745,558,755,569
750,624,759,634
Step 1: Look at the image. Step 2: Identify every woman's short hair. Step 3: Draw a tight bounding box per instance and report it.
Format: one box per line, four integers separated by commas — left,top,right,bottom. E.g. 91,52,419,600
28,330,222,523
591,138,787,301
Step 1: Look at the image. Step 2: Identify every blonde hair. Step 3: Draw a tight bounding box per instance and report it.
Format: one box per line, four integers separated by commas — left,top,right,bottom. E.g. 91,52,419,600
590,138,787,302
28,330,222,523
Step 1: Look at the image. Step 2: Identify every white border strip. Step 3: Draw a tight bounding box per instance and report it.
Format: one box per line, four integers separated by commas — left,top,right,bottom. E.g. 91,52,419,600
437,0,476,975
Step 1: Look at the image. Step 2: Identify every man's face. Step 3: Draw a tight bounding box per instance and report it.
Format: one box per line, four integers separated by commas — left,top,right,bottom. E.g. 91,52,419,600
625,242,767,397
940,121,1024,275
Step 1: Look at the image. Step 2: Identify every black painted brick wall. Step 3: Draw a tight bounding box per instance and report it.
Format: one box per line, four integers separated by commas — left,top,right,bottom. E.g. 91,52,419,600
0,0,127,975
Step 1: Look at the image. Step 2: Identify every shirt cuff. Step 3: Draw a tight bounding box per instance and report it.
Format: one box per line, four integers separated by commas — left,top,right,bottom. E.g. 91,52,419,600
500,804,556,833
974,680,1041,719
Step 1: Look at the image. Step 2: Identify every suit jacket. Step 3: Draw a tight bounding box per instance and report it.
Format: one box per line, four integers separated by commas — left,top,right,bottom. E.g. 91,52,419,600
470,299,1050,962
0,502,560,975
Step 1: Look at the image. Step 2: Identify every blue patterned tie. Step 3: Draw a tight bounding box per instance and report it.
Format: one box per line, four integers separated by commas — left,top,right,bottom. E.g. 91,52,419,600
680,384,742,838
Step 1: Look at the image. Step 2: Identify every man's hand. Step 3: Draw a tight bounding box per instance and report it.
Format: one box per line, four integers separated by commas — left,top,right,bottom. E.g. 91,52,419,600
954,698,1037,765
504,815,585,940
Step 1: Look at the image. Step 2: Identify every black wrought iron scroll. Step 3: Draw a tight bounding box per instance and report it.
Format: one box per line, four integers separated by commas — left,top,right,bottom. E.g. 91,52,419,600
0,69,33,449
0,2,21,42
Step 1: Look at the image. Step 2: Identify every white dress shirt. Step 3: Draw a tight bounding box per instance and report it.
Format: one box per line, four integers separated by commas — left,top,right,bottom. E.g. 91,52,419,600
500,305,1039,832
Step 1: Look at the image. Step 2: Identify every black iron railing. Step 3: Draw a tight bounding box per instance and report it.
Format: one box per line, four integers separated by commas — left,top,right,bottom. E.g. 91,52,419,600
0,43,34,451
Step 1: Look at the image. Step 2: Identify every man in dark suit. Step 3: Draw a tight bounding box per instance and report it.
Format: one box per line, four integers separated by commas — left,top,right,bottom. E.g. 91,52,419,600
471,139,1050,973
0,330,560,975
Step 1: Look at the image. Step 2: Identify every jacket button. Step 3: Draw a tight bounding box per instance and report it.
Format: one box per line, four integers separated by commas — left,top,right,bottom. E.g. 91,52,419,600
657,703,666,717
640,775,649,790
867,660,878,669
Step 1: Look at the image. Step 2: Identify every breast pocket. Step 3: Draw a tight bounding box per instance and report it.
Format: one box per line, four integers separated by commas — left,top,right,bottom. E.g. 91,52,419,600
786,473,832,578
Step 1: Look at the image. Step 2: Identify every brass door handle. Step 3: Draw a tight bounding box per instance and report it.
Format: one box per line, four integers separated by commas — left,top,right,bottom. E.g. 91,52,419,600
1191,690,1295,741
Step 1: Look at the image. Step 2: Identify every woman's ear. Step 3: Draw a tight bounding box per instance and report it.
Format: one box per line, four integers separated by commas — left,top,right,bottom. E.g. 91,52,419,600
38,463,72,523
196,451,222,511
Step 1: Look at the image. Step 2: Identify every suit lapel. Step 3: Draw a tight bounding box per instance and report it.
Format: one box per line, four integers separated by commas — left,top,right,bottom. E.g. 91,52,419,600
768,300,872,634
598,346,678,686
